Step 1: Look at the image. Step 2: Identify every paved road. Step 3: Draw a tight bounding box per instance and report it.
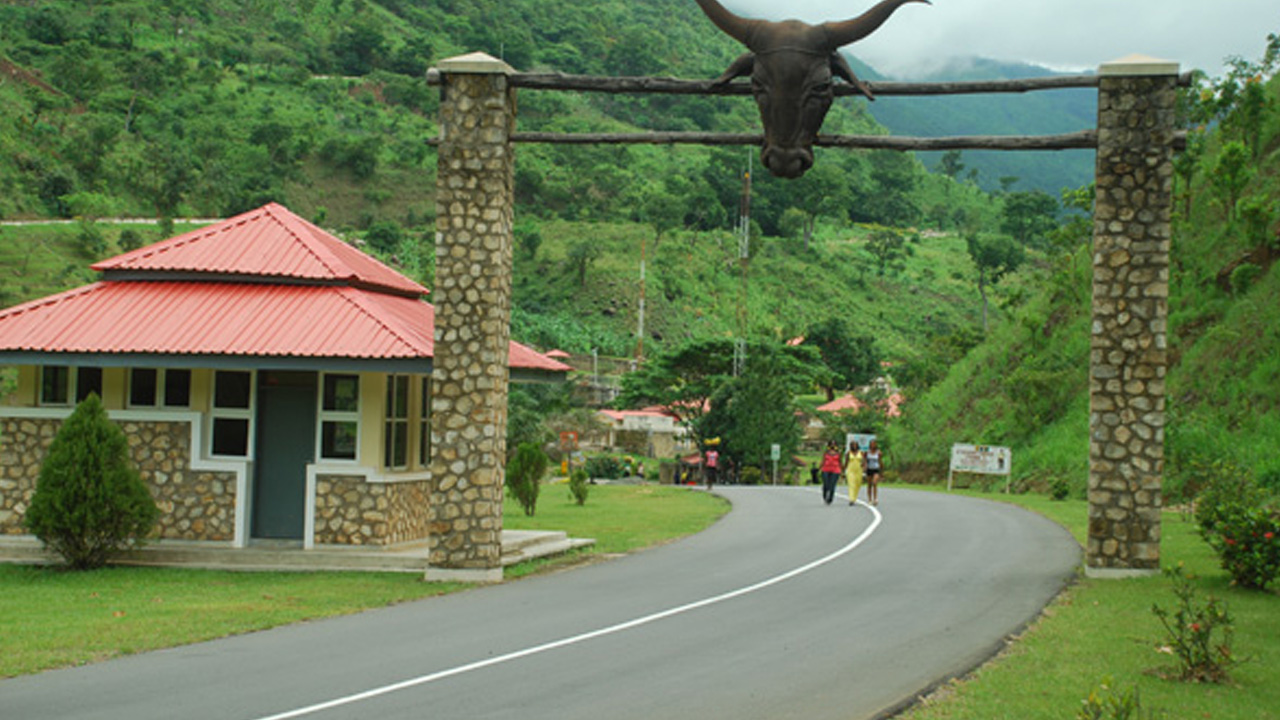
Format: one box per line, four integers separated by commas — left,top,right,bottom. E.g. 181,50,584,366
0,487,1080,720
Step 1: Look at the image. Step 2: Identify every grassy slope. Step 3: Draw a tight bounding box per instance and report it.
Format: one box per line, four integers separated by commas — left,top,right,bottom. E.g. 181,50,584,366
897,489,1279,720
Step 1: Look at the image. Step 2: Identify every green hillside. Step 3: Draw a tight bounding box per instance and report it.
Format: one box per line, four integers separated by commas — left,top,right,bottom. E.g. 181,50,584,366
888,47,1280,498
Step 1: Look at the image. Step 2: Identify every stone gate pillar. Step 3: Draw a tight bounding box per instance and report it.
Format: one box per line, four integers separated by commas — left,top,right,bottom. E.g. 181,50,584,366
427,52,516,582
1087,55,1179,577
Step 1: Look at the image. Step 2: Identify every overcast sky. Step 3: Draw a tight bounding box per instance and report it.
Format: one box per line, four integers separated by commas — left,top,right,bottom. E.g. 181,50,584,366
719,0,1276,78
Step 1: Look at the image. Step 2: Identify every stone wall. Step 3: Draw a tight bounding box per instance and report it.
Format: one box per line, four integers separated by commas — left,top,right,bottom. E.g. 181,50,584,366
0,417,237,541
314,476,431,546
1087,58,1178,574
429,53,517,579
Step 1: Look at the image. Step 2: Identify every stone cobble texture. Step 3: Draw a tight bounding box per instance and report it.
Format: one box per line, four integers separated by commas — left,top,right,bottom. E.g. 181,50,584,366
1088,68,1178,572
314,476,431,546
430,58,516,571
1,417,236,541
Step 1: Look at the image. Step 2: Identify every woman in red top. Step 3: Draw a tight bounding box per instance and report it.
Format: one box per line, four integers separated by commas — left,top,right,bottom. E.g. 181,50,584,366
819,441,843,505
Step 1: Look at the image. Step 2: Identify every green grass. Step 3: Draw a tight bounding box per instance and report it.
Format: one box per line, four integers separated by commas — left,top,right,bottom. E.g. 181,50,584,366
0,484,726,678
894,485,1280,720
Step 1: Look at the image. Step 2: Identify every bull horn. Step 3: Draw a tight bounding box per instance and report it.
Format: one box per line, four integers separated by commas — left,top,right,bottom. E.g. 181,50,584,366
822,0,930,49
693,0,762,47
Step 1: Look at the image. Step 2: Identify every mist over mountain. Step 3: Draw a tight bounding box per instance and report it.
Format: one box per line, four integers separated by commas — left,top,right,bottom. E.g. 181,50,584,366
855,55,1097,195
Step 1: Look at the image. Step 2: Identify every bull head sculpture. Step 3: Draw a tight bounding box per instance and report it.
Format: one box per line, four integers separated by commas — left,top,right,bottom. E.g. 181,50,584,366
695,0,929,179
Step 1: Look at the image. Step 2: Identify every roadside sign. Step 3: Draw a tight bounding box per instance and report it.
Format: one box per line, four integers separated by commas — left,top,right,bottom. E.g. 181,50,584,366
770,444,780,461
948,443,1012,491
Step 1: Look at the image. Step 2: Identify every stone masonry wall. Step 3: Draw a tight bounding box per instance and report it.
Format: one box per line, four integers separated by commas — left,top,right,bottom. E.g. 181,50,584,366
1,417,237,541
429,55,516,574
314,476,431,546
1088,62,1178,573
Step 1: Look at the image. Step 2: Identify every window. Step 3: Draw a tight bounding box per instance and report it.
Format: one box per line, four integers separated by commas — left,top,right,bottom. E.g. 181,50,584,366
129,369,158,407
418,378,432,467
164,369,191,407
319,373,359,461
384,375,409,470
211,370,253,457
39,366,101,406
129,368,192,408
40,366,70,406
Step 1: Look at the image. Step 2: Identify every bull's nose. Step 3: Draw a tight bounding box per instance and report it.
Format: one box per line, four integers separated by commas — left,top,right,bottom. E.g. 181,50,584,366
761,146,814,179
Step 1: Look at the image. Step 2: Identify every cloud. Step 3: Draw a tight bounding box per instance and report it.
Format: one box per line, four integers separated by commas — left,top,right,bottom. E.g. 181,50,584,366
710,0,1276,77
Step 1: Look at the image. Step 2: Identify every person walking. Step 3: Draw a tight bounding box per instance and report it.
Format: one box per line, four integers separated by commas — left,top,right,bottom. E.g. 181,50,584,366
705,447,719,488
865,440,883,506
819,441,843,505
845,441,865,506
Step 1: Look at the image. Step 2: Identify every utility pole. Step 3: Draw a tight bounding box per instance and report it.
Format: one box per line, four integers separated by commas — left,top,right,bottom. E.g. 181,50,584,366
734,151,751,377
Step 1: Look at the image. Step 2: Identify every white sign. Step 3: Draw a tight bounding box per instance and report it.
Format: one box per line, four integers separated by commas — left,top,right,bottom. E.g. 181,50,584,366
950,444,1011,475
770,444,781,461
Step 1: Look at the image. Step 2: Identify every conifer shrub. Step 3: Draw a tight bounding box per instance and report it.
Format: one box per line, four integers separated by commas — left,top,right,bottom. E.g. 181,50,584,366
506,442,548,517
24,394,159,570
568,468,590,506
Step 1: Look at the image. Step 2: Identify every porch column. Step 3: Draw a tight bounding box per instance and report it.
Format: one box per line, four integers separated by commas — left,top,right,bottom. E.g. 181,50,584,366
1087,55,1179,577
427,52,516,582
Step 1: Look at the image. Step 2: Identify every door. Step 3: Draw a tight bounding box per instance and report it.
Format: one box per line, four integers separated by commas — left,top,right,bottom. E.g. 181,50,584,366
251,371,317,540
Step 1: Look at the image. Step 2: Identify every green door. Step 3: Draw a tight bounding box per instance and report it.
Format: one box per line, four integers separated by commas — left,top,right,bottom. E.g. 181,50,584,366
251,371,317,540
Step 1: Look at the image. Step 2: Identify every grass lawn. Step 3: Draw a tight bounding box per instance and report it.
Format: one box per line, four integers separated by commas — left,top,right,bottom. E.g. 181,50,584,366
0,484,727,679
895,485,1280,720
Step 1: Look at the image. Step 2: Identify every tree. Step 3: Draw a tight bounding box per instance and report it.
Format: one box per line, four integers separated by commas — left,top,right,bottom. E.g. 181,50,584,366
937,150,965,180
1000,190,1059,249
1210,141,1254,221
804,317,880,400
865,228,908,277
24,394,159,570
700,351,804,477
565,239,602,287
618,338,824,451
505,442,548,517
966,232,1026,332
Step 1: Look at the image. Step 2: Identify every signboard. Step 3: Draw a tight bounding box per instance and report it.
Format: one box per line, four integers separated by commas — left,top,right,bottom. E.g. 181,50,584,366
845,433,876,453
770,444,781,461
948,443,1012,491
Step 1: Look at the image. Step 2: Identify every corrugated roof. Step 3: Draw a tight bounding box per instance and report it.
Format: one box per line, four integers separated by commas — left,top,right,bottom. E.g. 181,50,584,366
0,280,568,372
92,203,427,297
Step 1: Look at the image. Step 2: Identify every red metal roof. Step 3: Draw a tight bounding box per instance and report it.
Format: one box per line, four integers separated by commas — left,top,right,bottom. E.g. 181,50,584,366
0,203,570,374
92,203,427,297
0,279,567,372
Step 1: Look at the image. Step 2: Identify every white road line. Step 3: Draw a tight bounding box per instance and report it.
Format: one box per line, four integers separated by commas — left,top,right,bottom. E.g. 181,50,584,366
254,493,881,720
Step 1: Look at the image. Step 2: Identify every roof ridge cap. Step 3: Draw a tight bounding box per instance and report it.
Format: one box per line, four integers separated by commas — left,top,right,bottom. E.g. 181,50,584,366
265,204,356,282
333,288,423,354
0,282,102,319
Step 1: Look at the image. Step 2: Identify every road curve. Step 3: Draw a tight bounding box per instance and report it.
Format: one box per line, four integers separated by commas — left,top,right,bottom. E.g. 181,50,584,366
0,487,1080,720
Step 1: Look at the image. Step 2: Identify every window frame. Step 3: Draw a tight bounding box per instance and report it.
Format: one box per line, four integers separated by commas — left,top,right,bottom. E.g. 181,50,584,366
209,370,254,459
383,374,410,471
318,372,360,463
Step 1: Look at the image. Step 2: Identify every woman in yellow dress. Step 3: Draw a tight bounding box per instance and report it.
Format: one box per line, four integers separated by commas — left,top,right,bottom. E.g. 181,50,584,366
844,441,865,507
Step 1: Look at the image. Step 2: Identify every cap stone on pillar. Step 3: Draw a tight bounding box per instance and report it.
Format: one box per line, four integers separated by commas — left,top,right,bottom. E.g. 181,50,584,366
1099,54,1179,76
436,52,514,75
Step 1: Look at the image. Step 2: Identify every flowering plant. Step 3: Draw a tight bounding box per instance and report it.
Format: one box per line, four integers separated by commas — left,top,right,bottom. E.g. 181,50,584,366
1151,564,1237,683
1205,506,1280,590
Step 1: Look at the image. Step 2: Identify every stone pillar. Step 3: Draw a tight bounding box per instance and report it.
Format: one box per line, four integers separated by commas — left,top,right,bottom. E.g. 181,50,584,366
1087,55,1179,577
427,52,516,583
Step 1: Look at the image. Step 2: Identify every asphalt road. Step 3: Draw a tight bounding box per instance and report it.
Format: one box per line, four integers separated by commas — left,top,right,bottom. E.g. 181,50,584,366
0,486,1080,720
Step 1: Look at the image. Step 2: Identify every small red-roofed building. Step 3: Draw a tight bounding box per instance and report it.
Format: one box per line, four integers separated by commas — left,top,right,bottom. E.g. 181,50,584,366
0,203,569,553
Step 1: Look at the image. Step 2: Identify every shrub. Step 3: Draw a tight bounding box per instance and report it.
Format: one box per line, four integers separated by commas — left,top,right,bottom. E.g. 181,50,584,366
568,468,589,506
1150,565,1237,683
584,455,623,480
1195,472,1279,590
1049,476,1071,501
24,394,159,570
505,442,548,517
739,466,764,485
1077,677,1157,720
